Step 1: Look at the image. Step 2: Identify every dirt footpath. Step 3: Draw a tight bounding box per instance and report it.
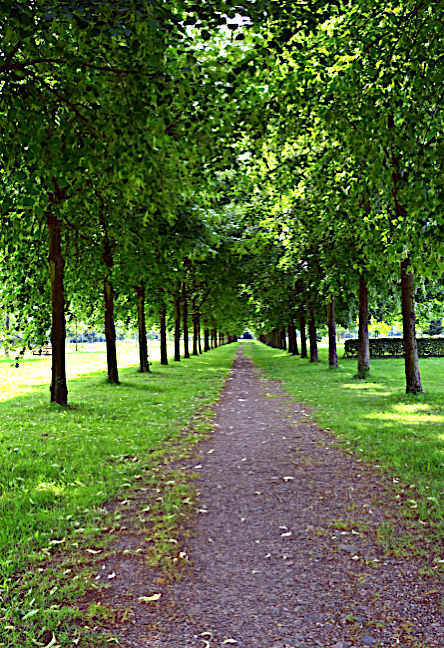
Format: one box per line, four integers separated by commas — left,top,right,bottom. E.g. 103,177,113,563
101,347,444,648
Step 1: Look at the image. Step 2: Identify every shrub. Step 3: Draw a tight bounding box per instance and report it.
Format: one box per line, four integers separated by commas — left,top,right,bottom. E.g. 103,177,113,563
344,337,444,358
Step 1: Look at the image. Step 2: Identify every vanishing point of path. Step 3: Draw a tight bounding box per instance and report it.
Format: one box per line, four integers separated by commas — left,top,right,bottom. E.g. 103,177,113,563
101,347,443,647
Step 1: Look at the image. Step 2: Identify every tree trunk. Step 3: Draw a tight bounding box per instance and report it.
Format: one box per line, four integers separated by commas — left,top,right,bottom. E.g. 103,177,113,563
299,313,307,359
308,302,318,362
288,324,293,354
204,328,210,352
174,296,181,361
357,277,370,379
136,285,150,373
327,298,338,368
213,328,218,348
104,281,119,383
291,323,299,355
281,327,286,350
192,310,199,356
47,211,68,404
182,289,190,359
160,308,168,365
401,258,423,393
198,317,202,354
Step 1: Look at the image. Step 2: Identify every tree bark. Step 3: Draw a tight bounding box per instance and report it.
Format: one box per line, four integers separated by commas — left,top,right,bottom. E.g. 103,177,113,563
174,296,181,361
291,323,299,355
281,327,286,350
192,309,199,356
136,285,150,373
204,328,210,352
198,317,202,354
299,313,307,359
327,298,338,368
182,288,190,359
401,258,423,393
160,308,168,365
104,281,119,383
213,328,218,348
47,211,68,404
357,277,370,379
307,300,318,362
288,324,293,354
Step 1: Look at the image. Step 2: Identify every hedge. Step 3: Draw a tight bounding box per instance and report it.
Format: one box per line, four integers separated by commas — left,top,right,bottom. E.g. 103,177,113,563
344,337,444,358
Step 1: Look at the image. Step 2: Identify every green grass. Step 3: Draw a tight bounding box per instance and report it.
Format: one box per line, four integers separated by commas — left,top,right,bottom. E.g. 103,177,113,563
0,341,239,647
248,340,444,554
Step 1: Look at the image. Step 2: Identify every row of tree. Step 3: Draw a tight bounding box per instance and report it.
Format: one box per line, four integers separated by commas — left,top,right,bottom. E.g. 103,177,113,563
1,2,260,404
4,1,444,401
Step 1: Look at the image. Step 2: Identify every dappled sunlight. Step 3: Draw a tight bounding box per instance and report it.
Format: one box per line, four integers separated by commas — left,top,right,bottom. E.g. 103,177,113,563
365,401,444,425
342,382,385,390
366,410,444,425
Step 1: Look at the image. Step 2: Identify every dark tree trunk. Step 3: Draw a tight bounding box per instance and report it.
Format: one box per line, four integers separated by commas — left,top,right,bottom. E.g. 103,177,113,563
357,277,370,379
198,317,202,354
401,258,423,393
204,328,210,352
299,314,307,359
160,308,168,365
291,323,299,355
288,324,293,354
136,285,150,373
104,281,119,383
213,328,218,348
281,327,286,350
327,298,338,368
182,289,190,359
174,296,181,361
192,309,199,356
308,302,318,362
47,211,68,404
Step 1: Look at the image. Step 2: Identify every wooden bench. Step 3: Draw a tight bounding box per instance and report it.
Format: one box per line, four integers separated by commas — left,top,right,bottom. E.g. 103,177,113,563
32,345,52,356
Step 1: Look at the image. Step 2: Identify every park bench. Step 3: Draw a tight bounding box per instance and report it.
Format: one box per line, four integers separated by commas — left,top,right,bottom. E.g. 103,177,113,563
32,345,52,356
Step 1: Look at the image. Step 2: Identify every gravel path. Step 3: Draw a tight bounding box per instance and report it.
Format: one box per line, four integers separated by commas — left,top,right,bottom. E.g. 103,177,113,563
98,346,443,648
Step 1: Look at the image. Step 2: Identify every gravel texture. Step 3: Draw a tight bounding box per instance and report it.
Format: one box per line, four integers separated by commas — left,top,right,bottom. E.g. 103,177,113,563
91,346,444,647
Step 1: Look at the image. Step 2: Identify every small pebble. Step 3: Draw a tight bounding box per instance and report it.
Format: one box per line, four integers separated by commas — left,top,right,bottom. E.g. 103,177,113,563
360,634,376,647
338,544,360,553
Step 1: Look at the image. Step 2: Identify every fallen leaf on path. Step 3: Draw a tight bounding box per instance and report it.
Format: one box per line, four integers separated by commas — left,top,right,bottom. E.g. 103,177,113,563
138,593,161,602
283,476,295,481
43,634,57,648
207,449,214,454
108,572,116,579
223,640,238,644
281,531,292,537
86,549,101,554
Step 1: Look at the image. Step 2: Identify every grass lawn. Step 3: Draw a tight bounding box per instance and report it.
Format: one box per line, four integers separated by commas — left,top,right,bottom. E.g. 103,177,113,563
0,341,239,647
248,340,444,551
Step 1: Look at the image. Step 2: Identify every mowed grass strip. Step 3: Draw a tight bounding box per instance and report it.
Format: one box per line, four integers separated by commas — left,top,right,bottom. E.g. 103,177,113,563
0,342,238,645
248,341,444,546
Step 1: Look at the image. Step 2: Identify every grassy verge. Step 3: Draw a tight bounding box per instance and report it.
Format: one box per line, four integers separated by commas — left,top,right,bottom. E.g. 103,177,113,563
247,340,444,566
0,342,239,647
